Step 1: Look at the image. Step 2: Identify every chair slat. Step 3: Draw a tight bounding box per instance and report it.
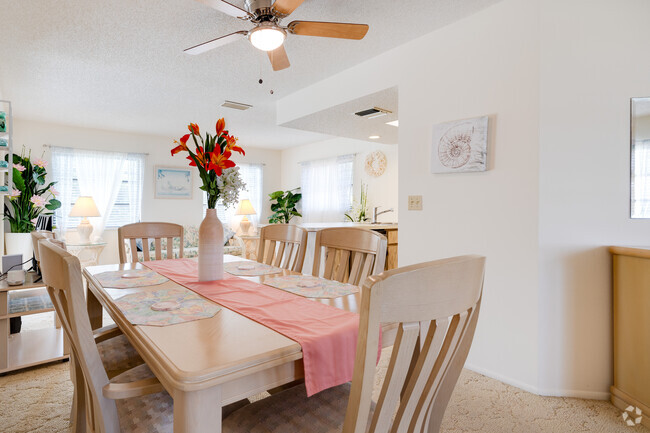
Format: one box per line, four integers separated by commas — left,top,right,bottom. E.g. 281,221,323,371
273,242,286,267
335,249,350,282
323,248,336,279
370,321,420,433
129,239,138,263
392,317,450,432
166,237,174,259
281,243,294,269
142,239,151,261
154,238,162,260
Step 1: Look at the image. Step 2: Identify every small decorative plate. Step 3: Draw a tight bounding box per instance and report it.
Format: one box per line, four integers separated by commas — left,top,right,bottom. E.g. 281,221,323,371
237,264,256,270
151,301,181,311
365,151,387,177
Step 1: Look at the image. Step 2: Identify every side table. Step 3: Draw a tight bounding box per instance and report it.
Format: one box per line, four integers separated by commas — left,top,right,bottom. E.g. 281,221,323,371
0,272,69,373
239,235,260,260
66,241,107,267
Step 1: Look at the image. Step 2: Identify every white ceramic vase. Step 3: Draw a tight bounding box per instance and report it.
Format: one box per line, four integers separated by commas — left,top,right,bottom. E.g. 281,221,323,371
5,233,34,270
198,208,224,281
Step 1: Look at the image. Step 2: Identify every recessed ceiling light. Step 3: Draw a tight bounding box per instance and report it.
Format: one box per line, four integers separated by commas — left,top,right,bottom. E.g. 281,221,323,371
368,135,380,139
386,120,399,127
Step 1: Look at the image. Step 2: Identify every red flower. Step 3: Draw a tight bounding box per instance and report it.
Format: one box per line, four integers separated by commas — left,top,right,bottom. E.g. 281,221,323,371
225,135,245,156
216,118,225,136
188,123,200,135
208,148,235,176
187,146,207,168
171,134,190,156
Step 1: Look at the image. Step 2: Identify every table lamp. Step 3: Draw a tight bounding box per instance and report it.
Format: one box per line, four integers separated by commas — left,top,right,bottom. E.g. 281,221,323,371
69,196,100,243
235,199,256,235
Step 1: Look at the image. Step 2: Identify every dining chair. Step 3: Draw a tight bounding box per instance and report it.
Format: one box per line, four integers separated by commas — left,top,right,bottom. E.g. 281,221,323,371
39,238,168,432
223,255,486,433
312,227,387,286
257,224,308,272
31,230,55,268
118,222,184,263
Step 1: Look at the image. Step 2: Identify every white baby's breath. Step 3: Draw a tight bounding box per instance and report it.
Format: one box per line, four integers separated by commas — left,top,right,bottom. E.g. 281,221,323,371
217,167,246,208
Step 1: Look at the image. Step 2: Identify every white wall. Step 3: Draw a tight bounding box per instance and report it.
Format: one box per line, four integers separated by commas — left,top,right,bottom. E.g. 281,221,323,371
537,0,650,398
278,0,542,392
280,137,398,223
12,119,281,264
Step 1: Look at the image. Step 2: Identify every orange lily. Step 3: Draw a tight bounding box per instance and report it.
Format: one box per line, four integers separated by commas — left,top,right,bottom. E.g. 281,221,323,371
208,148,235,176
188,123,200,135
187,146,207,168
216,118,225,136
225,134,245,156
171,134,190,156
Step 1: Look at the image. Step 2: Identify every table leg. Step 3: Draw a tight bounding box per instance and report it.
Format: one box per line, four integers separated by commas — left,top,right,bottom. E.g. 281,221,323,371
86,284,103,330
0,291,8,371
173,386,222,433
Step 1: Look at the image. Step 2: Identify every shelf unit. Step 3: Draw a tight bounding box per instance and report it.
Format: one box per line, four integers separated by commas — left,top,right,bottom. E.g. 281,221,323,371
0,100,14,256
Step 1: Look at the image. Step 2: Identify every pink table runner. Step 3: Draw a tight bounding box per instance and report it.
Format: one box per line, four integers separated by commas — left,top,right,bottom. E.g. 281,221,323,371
142,259,360,396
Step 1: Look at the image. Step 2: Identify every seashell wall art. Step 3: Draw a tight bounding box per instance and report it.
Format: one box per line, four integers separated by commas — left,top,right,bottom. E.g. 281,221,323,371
430,116,488,173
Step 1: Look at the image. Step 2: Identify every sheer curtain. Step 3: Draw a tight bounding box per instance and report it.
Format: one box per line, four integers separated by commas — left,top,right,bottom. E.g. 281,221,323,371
300,154,354,223
632,139,650,218
51,147,145,240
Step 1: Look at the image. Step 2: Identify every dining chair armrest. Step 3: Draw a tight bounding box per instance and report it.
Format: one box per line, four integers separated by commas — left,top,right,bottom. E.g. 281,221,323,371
103,377,164,400
93,323,122,344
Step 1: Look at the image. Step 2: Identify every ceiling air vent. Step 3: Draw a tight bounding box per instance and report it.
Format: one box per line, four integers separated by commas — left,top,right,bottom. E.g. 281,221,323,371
354,107,392,119
221,100,253,110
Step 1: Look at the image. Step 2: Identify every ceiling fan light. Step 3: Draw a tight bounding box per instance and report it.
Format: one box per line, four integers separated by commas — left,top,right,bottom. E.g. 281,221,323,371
249,26,286,51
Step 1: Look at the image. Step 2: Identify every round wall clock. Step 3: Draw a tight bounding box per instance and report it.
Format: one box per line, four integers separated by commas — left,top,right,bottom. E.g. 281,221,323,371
364,151,387,177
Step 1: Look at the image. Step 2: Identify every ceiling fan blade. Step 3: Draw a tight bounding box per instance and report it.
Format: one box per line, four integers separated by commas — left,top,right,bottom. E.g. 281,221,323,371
287,21,369,40
267,45,290,71
184,31,248,55
196,0,250,19
271,0,305,17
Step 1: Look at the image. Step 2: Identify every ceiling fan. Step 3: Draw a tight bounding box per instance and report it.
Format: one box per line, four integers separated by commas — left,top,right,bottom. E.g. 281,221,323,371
184,0,370,71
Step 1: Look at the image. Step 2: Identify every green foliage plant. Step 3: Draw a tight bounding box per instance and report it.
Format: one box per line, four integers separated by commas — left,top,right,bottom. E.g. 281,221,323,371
268,188,302,224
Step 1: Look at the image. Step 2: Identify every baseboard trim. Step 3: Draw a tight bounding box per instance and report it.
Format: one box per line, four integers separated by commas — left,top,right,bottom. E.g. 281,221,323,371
464,363,609,400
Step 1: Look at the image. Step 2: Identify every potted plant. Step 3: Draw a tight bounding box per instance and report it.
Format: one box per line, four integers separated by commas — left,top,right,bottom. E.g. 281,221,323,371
4,150,61,266
268,188,302,224
345,182,369,222
171,118,245,281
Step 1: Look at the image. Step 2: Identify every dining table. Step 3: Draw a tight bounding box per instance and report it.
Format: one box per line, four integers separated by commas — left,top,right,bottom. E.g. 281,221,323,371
83,255,396,433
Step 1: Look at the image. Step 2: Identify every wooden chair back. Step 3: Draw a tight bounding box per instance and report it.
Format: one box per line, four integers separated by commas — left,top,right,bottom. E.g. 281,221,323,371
257,225,308,272
31,230,55,263
343,255,485,433
38,238,120,433
118,222,183,263
312,228,387,286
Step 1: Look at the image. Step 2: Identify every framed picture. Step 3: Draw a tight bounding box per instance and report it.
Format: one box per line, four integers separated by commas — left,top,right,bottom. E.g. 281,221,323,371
430,116,488,173
154,166,193,199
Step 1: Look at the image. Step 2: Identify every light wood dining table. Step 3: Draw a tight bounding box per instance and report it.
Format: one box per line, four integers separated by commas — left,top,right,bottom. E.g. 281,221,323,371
83,255,396,433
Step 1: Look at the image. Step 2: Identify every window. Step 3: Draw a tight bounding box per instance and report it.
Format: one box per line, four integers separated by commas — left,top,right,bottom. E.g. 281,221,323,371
203,163,264,228
51,147,145,234
300,154,354,223
631,97,650,218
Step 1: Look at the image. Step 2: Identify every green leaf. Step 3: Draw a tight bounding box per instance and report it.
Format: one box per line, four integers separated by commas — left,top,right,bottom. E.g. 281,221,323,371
45,198,61,211
12,169,25,191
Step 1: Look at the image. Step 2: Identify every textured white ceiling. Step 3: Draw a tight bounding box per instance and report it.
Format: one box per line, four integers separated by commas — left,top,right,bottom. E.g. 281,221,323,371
282,86,398,145
0,0,500,149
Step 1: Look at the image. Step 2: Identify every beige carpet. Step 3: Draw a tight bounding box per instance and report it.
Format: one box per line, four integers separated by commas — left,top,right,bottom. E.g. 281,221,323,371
1,314,645,433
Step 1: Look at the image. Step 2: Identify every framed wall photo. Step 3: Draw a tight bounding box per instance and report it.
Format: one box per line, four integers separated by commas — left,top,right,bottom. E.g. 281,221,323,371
154,166,193,199
430,116,488,173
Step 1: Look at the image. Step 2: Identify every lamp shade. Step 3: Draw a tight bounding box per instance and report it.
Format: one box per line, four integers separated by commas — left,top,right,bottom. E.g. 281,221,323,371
235,199,256,216
69,196,101,217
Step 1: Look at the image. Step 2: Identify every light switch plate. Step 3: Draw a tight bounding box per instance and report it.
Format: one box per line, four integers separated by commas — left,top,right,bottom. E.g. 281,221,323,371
408,195,422,210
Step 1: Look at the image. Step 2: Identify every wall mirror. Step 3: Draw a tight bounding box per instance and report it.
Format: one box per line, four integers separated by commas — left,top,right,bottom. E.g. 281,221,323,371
631,97,650,218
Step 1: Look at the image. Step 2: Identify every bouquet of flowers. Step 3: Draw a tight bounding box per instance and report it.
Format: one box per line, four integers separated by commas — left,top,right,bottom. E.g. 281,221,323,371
345,182,368,222
3,149,61,233
171,118,246,208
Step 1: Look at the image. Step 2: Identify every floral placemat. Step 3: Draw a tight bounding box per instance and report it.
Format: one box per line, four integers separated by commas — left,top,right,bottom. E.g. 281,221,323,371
224,261,283,276
114,287,221,326
263,275,359,299
95,269,169,289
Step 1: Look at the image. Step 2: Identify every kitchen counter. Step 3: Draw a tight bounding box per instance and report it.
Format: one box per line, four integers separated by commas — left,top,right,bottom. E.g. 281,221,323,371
297,222,398,232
